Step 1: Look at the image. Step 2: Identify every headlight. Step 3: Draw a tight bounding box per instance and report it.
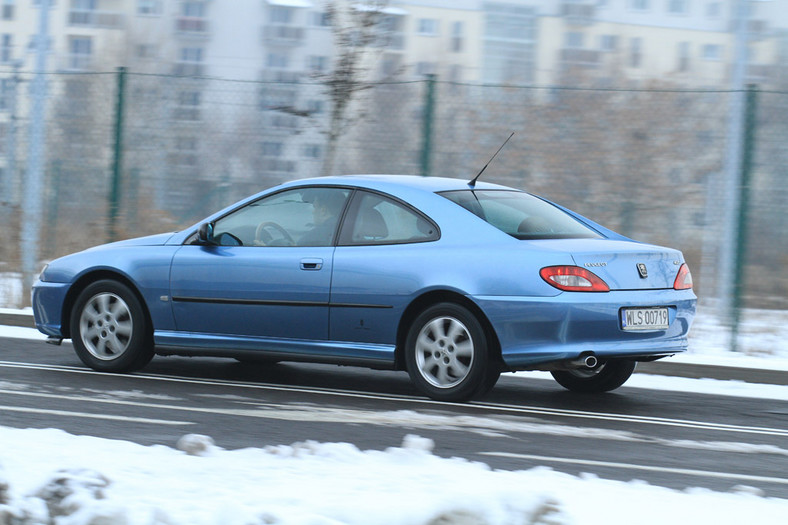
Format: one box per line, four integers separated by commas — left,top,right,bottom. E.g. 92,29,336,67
37,263,49,282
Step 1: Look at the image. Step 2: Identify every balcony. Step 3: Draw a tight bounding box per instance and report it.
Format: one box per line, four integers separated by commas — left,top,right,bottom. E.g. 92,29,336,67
68,9,124,29
262,24,305,46
561,3,596,26
176,16,210,38
560,48,600,67
376,32,404,51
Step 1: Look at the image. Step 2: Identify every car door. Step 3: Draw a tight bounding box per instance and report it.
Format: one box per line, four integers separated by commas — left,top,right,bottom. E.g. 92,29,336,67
330,190,440,345
169,187,351,341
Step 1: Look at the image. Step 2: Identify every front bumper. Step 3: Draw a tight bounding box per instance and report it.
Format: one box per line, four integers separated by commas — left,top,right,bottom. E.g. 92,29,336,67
31,280,71,338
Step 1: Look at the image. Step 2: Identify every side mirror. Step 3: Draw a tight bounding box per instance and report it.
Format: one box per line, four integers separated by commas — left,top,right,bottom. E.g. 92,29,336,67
197,222,217,245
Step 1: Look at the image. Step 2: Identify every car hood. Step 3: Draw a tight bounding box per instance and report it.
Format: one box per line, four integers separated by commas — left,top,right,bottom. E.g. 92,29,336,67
85,232,177,251
531,239,684,290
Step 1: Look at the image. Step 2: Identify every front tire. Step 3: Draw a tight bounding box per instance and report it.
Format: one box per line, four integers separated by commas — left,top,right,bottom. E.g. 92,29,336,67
551,360,636,393
70,280,154,373
405,303,499,402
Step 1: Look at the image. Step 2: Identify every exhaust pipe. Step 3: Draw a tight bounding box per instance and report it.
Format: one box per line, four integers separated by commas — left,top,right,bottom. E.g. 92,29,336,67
566,354,598,369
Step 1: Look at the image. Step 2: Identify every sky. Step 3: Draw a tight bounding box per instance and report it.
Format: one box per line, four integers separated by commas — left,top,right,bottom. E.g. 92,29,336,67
1,309,787,524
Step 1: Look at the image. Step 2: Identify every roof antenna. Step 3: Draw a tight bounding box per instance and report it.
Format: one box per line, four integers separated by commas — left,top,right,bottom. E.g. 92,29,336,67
469,131,515,187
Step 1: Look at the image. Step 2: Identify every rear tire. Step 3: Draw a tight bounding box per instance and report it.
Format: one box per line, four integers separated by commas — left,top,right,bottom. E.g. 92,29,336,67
551,360,636,393
70,280,154,373
405,303,498,402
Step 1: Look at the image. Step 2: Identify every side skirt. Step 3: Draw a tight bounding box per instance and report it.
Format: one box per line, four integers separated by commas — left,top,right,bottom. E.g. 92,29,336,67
153,330,396,370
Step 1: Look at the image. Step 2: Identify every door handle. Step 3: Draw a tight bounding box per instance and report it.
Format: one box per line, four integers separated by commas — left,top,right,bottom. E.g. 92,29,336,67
300,258,323,270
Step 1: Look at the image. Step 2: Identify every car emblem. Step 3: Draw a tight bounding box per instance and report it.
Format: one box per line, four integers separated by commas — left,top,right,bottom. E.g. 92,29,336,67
637,263,648,279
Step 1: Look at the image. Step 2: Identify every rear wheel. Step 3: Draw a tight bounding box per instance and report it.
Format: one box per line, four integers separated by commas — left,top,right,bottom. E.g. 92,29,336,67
551,360,636,393
70,280,154,373
405,303,499,402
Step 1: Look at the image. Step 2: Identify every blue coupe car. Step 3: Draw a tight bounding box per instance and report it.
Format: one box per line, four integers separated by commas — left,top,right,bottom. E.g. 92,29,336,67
33,175,696,401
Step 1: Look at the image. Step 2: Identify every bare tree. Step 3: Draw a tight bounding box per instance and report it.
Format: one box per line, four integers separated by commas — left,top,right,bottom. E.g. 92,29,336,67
316,0,388,176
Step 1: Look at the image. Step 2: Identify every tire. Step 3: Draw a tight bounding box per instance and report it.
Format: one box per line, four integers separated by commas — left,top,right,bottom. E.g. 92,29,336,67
405,303,499,402
551,359,636,393
70,280,154,373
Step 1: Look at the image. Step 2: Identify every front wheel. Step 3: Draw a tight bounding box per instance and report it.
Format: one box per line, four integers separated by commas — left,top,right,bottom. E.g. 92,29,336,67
70,280,154,373
551,360,636,393
405,303,499,402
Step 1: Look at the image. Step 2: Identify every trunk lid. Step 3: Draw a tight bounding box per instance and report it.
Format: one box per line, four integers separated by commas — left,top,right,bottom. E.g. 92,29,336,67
534,239,683,291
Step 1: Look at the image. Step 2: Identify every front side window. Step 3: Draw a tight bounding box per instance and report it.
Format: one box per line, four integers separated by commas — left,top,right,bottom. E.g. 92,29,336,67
212,187,351,247
440,190,601,240
339,191,439,246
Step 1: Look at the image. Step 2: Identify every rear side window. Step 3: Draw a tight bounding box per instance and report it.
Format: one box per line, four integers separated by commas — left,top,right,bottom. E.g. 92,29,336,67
440,190,601,240
339,191,439,246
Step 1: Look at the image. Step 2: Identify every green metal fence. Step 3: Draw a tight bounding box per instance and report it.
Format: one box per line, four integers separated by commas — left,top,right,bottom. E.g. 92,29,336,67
1,70,786,329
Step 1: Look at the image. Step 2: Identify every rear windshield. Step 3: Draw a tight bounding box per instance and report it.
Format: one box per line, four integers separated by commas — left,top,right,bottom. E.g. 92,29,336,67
440,190,602,240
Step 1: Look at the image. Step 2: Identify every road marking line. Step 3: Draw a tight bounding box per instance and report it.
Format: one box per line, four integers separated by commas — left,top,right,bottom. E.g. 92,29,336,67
481,451,788,486
0,404,193,426
2,360,787,437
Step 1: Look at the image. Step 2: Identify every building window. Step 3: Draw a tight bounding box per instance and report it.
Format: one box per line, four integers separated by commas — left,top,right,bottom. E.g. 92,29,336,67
175,46,203,75
1,34,11,62
137,0,162,15
677,41,690,71
702,44,722,60
416,62,437,76
303,144,322,159
267,52,288,68
306,55,328,72
311,11,330,27
305,99,323,115
705,1,721,18
565,31,584,49
135,44,157,59
599,34,618,51
181,1,205,17
630,0,649,10
417,18,439,36
0,78,12,111
68,36,92,69
262,141,283,157
2,0,13,20
270,6,292,24
451,21,463,52
174,90,201,120
668,0,689,14
629,37,642,68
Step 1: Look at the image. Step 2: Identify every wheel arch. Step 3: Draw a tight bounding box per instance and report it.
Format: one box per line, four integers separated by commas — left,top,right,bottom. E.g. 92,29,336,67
61,270,153,341
394,290,502,371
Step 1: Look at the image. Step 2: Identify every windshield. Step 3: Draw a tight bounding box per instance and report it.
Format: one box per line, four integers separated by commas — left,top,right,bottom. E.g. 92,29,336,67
440,190,602,240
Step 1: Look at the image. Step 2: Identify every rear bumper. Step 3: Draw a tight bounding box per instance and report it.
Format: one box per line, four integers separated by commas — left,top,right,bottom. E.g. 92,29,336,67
471,288,696,370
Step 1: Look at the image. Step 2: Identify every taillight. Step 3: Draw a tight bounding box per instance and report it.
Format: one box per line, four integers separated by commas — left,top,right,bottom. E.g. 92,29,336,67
540,266,610,292
673,263,693,290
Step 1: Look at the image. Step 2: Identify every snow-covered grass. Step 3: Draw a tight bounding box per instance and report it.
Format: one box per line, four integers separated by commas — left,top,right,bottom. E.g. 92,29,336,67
1,428,786,525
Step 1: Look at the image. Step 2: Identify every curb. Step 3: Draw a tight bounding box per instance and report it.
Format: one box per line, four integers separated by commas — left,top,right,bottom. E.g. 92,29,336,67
2,312,786,386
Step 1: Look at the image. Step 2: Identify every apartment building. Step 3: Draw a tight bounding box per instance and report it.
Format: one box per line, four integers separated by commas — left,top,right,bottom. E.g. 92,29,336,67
1,1,786,216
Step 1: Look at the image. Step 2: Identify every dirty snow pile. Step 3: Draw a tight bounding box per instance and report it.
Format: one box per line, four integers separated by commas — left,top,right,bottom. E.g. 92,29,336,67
1,428,786,525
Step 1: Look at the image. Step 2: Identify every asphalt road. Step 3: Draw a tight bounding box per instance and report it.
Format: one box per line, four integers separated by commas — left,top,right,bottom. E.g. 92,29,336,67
2,336,787,498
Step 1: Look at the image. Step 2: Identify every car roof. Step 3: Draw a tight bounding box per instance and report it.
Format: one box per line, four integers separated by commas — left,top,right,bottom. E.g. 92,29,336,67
281,174,517,194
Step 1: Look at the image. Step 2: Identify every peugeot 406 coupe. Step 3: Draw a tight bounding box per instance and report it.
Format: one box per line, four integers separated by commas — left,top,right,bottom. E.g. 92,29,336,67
33,175,696,401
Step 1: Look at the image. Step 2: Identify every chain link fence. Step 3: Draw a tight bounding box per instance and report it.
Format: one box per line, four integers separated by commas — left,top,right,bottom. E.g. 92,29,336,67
1,71,786,314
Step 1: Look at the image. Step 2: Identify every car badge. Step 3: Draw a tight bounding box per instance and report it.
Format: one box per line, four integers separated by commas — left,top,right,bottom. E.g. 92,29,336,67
637,263,648,279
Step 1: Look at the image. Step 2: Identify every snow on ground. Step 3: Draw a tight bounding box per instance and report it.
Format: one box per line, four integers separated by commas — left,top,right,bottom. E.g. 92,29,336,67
1,428,787,525
1,304,787,524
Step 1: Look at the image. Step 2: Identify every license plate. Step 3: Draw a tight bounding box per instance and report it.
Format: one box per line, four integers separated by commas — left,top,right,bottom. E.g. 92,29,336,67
621,307,669,331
